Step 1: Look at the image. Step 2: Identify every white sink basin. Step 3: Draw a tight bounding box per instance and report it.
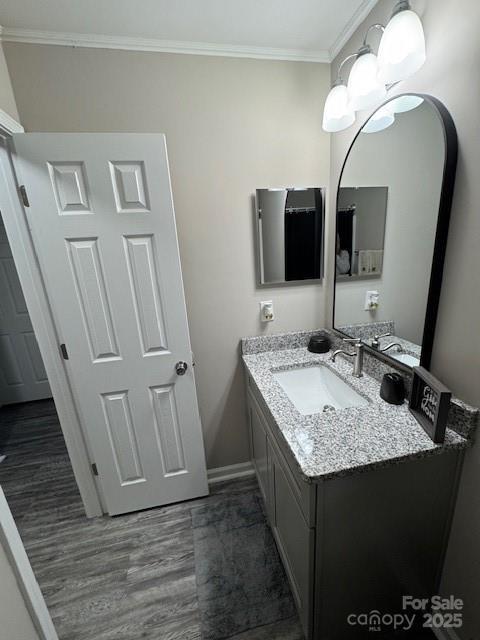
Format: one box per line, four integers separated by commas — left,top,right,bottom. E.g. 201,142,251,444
273,365,369,415
391,352,420,367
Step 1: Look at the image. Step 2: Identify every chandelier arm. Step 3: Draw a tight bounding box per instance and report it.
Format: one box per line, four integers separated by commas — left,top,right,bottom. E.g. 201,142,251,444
362,23,385,47
335,53,359,85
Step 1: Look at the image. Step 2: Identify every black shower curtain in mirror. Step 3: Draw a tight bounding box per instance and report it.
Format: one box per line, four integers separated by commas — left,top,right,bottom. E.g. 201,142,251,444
284,188,322,281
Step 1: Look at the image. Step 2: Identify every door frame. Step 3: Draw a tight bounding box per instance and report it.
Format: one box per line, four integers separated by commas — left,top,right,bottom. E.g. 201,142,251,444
0,108,24,135
0,487,58,640
0,115,103,517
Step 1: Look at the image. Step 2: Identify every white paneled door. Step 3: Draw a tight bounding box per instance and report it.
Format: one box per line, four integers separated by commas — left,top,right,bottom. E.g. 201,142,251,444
12,134,208,515
0,214,51,404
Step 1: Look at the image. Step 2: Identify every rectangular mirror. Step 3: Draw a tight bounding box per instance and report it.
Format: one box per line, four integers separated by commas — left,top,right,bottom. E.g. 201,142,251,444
333,95,457,371
255,187,325,286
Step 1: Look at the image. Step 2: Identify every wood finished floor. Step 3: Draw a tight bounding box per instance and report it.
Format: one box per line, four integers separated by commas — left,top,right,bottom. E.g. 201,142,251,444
0,400,302,640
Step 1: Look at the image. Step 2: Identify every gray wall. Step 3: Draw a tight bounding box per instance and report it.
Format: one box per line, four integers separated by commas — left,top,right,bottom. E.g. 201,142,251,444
0,42,18,120
3,44,330,469
328,1,480,636
338,187,387,253
258,189,288,283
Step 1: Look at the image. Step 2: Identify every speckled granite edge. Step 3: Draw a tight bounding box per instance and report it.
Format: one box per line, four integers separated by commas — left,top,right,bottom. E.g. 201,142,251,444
447,398,479,439
241,329,324,355
241,328,479,441
338,321,421,361
338,320,395,341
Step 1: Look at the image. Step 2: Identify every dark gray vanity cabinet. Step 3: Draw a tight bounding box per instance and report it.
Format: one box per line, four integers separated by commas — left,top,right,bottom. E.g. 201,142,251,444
246,375,463,640
248,385,316,637
249,394,270,509
268,436,315,635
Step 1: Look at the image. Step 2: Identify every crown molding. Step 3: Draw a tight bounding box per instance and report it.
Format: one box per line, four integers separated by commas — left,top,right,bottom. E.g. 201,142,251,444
0,27,331,63
329,0,380,61
0,2,381,65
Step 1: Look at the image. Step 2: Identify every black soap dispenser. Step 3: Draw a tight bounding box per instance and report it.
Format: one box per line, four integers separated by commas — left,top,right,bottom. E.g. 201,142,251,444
380,373,406,405
307,332,331,354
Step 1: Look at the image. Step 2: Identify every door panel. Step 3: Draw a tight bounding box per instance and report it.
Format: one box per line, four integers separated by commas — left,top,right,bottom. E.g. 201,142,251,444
66,237,121,362
0,334,22,385
123,234,169,355
13,133,208,514
101,390,146,484
0,215,51,404
110,161,150,212
150,384,186,474
48,161,92,214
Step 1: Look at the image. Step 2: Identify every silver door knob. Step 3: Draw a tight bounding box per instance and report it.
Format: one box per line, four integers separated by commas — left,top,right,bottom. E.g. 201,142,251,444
175,361,188,376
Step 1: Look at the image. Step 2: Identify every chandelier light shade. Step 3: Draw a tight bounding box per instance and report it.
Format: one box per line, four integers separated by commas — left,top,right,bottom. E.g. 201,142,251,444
389,94,424,113
322,84,355,133
347,48,387,111
362,104,395,134
321,1,426,135
377,4,426,84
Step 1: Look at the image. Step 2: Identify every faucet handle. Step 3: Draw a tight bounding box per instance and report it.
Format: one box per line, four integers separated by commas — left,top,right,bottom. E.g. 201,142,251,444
342,337,364,349
371,332,391,349
374,332,391,340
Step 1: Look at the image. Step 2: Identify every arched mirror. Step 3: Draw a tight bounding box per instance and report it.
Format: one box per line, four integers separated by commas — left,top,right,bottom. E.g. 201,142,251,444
333,94,457,370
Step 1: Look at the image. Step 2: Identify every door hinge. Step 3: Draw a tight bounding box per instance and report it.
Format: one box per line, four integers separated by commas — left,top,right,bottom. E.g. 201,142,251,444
91,463,99,476
18,185,30,208
60,343,69,360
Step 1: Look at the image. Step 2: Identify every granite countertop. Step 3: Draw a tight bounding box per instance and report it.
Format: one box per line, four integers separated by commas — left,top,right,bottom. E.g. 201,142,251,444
243,346,468,482
338,321,421,360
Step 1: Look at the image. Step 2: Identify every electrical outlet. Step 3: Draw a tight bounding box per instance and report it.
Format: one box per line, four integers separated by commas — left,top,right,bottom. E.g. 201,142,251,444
260,301,274,322
365,290,379,311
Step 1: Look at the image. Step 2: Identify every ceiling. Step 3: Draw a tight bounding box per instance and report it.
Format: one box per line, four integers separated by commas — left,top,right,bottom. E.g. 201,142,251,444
0,0,378,62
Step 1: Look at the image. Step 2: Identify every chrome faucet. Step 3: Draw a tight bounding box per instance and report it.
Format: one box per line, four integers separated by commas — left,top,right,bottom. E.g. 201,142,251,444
330,338,365,378
380,342,404,354
371,332,404,354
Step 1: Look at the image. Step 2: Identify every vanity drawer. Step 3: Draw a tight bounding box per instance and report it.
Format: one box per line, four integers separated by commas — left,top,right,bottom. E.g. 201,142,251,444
247,382,316,527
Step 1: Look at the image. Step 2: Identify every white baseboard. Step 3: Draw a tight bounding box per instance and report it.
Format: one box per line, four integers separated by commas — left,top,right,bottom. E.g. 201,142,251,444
433,628,463,640
207,461,255,485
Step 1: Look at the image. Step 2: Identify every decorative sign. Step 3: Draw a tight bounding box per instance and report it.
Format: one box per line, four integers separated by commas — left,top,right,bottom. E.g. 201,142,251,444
409,366,451,443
